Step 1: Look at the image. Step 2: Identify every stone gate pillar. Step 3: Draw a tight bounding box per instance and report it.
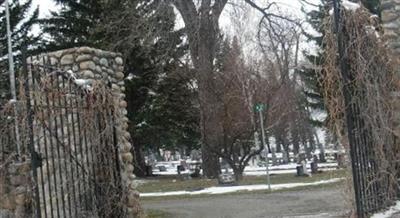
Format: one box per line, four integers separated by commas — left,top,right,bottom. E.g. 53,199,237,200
39,47,142,217
382,0,400,59
0,47,142,217
382,1,400,133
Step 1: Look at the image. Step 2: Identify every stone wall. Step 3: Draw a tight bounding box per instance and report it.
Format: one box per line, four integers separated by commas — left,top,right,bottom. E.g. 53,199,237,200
382,0,400,59
0,161,33,218
382,1,400,138
0,47,142,217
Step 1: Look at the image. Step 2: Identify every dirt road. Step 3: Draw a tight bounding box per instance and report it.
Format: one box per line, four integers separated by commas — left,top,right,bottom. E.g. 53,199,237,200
142,185,349,218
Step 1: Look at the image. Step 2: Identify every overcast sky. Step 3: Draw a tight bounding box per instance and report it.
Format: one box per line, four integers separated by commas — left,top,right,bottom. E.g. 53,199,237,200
30,0,319,57
32,0,318,23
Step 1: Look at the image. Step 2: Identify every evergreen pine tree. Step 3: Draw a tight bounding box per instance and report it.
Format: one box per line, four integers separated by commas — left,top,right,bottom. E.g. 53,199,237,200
298,0,329,127
0,0,39,105
40,0,103,51
41,0,199,176
109,2,199,176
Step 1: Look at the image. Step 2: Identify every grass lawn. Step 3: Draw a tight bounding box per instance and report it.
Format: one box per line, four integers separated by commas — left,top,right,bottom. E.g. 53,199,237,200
140,179,347,202
145,209,173,218
137,169,348,193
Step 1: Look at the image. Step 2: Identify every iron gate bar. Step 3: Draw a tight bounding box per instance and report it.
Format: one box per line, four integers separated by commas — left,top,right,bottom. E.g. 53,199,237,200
75,86,88,209
38,63,55,218
354,105,367,213
64,77,79,218
50,70,68,218
30,57,49,218
44,70,62,218
333,0,364,216
81,95,94,212
57,74,73,217
92,112,101,215
24,50,42,218
83,101,96,213
68,79,84,213
111,107,122,188
96,113,105,217
108,108,119,195
87,96,99,215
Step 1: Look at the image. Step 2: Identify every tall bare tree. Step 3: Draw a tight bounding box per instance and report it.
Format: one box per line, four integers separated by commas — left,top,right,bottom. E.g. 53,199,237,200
169,0,228,178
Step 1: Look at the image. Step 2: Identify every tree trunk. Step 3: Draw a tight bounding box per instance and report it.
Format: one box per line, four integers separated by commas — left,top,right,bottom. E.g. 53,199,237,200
232,166,244,182
276,142,282,153
291,127,300,156
282,144,290,164
172,1,228,179
197,42,222,178
132,142,147,177
314,130,326,162
305,142,312,160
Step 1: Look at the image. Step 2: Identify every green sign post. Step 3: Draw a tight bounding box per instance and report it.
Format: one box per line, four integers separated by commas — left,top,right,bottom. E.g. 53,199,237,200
255,103,271,191
255,103,265,112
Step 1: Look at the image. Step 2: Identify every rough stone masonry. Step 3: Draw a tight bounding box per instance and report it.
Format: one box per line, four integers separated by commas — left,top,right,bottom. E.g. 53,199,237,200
0,47,142,217
382,0,400,58
382,0,400,135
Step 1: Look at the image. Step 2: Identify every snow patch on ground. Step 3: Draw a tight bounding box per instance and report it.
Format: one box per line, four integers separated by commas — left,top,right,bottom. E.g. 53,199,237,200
140,178,344,197
329,0,361,15
342,0,360,11
153,162,339,176
371,201,400,218
244,168,337,176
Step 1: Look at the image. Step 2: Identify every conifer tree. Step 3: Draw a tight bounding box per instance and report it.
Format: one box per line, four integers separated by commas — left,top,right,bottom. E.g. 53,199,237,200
40,0,103,51
298,0,329,127
42,0,199,176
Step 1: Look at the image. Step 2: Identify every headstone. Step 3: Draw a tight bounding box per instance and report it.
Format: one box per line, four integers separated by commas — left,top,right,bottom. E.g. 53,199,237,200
296,159,308,177
311,155,319,174
311,162,318,174
177,165,185,174
190,168,201,178
337,153,345,168
218,173,235,185
158,165,167,172
145,165,153,176
296,165,304,176
302,160,308,175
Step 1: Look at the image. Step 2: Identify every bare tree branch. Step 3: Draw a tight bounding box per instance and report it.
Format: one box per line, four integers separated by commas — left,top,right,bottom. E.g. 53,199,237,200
212,0,229,19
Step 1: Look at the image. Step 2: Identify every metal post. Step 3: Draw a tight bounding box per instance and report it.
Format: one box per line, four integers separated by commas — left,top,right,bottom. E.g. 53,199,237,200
259,109,271,191
5,0,21,158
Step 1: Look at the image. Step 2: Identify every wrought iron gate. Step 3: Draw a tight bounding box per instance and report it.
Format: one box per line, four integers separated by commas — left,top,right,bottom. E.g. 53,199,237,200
25,56,123,218
332,1,398,217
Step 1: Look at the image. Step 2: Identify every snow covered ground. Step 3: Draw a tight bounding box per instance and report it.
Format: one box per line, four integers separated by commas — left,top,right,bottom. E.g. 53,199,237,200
140,178,343,197
371,201,400,218
152,162,339,176
244,167,337,176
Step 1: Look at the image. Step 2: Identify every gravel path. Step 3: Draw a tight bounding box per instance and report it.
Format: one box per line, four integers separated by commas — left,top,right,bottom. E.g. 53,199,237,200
142,186,349,218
